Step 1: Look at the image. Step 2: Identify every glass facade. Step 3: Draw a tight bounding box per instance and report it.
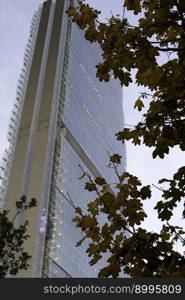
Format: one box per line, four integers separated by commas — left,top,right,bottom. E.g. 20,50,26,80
43,17,125,277
64,25,125,181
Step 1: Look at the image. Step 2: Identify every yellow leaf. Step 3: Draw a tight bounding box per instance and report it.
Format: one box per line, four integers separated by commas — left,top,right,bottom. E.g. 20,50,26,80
67,7,76,16
134,99,144,111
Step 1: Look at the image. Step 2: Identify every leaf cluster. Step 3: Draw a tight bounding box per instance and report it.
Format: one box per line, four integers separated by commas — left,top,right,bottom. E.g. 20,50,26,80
67,0,185,277
0,196,37,277
74,157,185,277
67,0,185,158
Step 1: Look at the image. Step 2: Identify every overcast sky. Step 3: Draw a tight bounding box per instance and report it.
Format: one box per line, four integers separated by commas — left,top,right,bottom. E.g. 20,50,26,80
0,0,184,243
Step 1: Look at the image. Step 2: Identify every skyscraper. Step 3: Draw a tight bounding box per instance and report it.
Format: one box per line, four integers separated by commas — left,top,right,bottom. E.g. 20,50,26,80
0,0,125,277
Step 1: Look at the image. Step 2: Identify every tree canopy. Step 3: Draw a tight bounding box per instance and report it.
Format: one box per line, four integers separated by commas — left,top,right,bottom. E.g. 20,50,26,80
0,196,36,278
67,0,185,277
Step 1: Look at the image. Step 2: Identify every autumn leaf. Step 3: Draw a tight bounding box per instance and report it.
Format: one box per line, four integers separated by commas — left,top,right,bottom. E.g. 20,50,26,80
95,177,106,186
76,236,86,247
140,185,151,200
89,255,102,266
85,182,96,192
134,99,144,111
82,216,97,228
75,207,82,215
110,154,122,164
66,7,76,16
67,0,185,278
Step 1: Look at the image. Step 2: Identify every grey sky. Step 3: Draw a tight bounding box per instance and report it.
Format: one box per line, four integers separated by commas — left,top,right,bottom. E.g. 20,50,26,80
0,0,184,241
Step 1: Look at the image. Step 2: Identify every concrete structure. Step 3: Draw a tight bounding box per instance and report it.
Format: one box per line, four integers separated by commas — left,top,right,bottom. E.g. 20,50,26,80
0,0,125,277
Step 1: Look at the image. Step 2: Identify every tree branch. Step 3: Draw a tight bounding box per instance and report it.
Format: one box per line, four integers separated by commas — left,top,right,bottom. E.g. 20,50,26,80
78,164,134,236
156,47,183,52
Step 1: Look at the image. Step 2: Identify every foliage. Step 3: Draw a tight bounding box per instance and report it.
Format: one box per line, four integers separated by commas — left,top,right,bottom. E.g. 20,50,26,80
0,196,37,278
67,0,185,277
75,157,185,277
